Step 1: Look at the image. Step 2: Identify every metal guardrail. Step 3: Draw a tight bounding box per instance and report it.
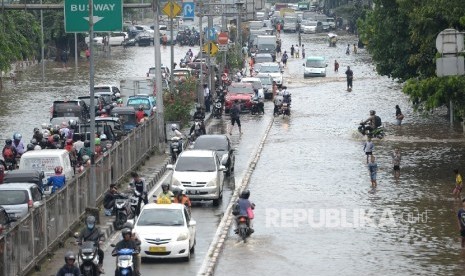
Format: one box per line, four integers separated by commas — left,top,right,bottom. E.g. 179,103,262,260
0,115,159,276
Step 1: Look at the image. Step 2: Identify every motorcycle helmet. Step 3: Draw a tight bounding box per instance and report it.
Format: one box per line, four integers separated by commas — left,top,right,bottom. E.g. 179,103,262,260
240,189,250,199
123,221,134,230
5,139,12,145
41,123,48,129
64,251,76,263
53,134,60,142
27,144,35,151
86,215,96,230
82,155,90,163
13,133,22,141
34,145,42,150
195,104,201,111
30,138,38,145
55,166,63,174
95,138,101,145
171,124,177,131
121,228,132,238
370,110,376,115
68,119,77,127
172,187,181,197
43,132,49,139
117,98,123,104
161,183,170,191
33,127,39,133
115,92,121,98
84,140,91,148
100,134,107,140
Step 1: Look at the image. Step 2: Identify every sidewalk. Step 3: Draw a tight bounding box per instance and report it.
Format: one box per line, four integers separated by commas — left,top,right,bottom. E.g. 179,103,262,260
27,152,170,276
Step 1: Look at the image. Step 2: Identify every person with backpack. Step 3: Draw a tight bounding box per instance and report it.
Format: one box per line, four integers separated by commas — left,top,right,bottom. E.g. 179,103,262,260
229,100,242,135
2,139,17,169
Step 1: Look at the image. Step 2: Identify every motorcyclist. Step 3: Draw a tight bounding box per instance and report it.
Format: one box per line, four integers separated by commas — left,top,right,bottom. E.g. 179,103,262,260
103,184,123,216
121,222,142,275
76,215,105,273
2,139,18,168
170,124,184,156
273,89,284,116
56,251,81,276
46,166,66,193
362,110,377,135
234,189,255,234
112,228,140,276
189,105,206,136
12,133,25,157
187,48,193,58
252,89,265,114
221,73,231,86
33,128,43,142
129,171,148,217
173,187,192,212
156,183,174,204
282,86,291,104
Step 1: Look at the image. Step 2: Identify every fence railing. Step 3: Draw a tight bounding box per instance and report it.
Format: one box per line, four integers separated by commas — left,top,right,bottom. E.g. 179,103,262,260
0,115,161,276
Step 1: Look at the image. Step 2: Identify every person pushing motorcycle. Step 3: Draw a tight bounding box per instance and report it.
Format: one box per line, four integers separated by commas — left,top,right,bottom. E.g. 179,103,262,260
129,171,148,217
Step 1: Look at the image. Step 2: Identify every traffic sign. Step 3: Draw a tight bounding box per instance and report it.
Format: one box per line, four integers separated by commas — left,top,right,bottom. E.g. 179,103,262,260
218,44,228,52
204,27,217,41
163,1,182,19
182,2,195,19
218,32,228,45
203,42,218,56
64,0,123,33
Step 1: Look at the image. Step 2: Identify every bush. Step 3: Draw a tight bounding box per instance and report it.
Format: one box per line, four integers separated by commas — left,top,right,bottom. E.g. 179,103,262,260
163,76,198,127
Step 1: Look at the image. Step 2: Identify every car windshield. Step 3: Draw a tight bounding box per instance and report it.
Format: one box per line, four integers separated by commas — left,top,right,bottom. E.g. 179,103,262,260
127,98,150,109
228,85,254,94
137,208,184,226
193,138,228,151
94,87,111,93
175,156,216,172
255,56,273,63
242,81,262,90
96,94,112,104
258,76,272,85
78,97,99,107
257,64,280,73
306,60,326,68
0,190,28,205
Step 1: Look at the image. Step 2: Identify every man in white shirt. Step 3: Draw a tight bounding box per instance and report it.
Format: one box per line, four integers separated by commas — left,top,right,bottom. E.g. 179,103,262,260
204,84,211,112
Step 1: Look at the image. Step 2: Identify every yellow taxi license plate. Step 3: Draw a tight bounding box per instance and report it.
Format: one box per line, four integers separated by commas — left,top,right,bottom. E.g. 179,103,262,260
149,246,166,252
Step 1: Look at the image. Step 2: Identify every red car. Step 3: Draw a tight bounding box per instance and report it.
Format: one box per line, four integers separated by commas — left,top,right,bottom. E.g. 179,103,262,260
224,83,255,113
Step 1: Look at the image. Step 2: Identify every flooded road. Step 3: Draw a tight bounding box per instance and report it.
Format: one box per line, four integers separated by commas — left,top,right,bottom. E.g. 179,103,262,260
215,32,465,275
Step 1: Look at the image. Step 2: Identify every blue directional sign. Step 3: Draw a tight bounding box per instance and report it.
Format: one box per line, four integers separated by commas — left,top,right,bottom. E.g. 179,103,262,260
183,2,195,20
204,27,217,41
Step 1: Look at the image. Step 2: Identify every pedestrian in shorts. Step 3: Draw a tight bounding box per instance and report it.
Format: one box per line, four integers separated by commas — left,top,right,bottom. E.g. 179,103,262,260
368,155,378,189
392,148,401,179
363,138,374,164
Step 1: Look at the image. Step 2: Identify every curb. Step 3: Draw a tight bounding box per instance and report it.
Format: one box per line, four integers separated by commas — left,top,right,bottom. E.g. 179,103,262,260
197,114,275,276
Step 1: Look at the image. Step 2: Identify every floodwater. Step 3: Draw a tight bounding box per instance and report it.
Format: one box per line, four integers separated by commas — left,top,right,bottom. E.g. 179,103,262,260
215,32,465,275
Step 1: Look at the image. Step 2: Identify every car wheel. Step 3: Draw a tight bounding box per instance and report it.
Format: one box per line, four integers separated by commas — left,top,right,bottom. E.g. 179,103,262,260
190,239,196,253
183,248,191,262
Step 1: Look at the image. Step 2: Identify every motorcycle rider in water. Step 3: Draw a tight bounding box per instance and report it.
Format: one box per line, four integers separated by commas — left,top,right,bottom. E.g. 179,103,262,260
362,110,377,135
189,105,206,136
234,189,255,234
76,216,105,273
170,124,184,157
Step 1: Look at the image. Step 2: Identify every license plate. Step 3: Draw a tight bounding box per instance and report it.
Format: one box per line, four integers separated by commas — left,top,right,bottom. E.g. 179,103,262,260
149,246,166,253
188,190,199,195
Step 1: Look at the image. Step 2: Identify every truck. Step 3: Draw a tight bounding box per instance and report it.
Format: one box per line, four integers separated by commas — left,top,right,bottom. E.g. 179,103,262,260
256,35,277,62
274,3,289,11
283,15,298,33
298,2,310,10
119,77,156,101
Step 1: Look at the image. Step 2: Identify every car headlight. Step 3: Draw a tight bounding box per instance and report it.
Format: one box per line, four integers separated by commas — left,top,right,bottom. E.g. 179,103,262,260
171,178,182,187
177,232,189,241
206,178,217,187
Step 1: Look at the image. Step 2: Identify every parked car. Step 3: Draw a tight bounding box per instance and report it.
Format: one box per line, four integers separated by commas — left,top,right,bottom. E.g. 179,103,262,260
255,73,274,99
126,94,156,117
254,62,284,87
134,203,196,261
167,150,225,206
192,135,235,176
224,82,255,113
0,183,43,219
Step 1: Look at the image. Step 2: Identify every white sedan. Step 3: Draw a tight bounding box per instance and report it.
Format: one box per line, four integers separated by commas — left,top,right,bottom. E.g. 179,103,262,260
134,203,196,261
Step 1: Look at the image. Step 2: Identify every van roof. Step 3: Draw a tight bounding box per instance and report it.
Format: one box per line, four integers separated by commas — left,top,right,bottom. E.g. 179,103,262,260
21,149,68,158
305,56,325,61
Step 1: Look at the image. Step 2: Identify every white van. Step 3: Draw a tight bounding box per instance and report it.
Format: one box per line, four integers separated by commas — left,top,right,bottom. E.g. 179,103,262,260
19,150,74,181
303,56,328,78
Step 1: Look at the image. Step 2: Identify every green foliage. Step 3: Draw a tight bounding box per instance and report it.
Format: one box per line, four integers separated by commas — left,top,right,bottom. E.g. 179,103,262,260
0,11,41,72
218,44,243,73
163,77,198,126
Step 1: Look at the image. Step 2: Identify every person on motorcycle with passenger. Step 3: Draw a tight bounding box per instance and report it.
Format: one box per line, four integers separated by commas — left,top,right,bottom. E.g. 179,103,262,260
173,187,192,212
112,228,140,276
156,183,174,204
362,110,378,135
234,189,255,234
56,251,81,276
2,139,18,169
189,105,206,136
46,166,66,193
76,215,105,273
12,133,25,157
129,171,148,217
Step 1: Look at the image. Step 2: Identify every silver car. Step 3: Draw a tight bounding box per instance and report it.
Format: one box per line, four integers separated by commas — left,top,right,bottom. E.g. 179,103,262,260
0,183,43,219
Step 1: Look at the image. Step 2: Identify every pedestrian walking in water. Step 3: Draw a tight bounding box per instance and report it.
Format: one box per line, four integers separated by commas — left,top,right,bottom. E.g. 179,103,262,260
61,50,69,69
276,42,281,59
345,66,353,91
457,198,465,248
353,43,358,54
395,105,404,125
301,44,305,59
334,60,339,72
392,148,401,180
346,44,350,55
453,169,463,200
368,155,378,189
229,100,242,135
281,51,288,68
363,138,374,164
290,45,295,58
295,47,300,58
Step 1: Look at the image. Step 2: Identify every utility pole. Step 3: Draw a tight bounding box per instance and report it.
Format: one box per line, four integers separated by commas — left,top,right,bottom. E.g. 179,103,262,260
236,1,244,48
153,0,165,146
169,2,175,92
197,1,205,107
88,0,97,209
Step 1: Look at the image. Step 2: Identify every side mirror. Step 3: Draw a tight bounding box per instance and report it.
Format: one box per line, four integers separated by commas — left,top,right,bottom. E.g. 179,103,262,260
221,154,228,165
189,220,197,227
219,165,226,171
33,201,41,208
166,164,174,170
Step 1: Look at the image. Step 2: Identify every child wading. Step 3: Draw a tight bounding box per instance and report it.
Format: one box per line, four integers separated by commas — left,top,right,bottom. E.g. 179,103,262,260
368,155,378,189
453,169,463,199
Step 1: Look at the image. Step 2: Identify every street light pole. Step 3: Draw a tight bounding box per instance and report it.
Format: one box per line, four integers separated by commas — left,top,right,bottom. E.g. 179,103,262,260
88,0,97,208
40,0,45,81
235,1,244,48
153,0,165,146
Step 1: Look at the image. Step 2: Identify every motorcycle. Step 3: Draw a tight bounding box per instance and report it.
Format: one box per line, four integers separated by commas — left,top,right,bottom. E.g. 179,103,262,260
111,247,139,276
212,99,223,119
76,241,100,276
170,136,183,163
190,119,204,142
236,216,253,243
358,123,385,139
4,159,15,171
114,193,138,230
275,102,290,118
180,58,187,68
